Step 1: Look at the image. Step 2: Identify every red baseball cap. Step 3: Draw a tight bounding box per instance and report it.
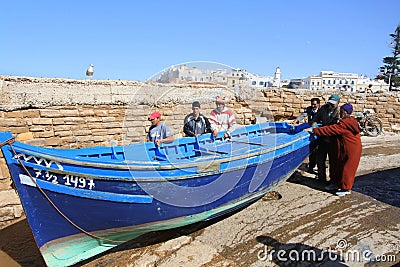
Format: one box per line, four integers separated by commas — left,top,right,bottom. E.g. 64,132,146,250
148,111,161,120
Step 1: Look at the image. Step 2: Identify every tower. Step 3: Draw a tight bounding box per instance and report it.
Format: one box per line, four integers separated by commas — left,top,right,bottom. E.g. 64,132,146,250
274,67,281,87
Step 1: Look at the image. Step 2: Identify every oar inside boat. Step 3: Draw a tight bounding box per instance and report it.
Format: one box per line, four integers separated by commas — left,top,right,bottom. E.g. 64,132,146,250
227,139,266,146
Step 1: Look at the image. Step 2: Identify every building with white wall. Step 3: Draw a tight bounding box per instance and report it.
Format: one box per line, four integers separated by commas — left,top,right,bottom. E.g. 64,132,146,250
156,65,281,89
157,65,228,84
243,67,281,88
299,71,389,92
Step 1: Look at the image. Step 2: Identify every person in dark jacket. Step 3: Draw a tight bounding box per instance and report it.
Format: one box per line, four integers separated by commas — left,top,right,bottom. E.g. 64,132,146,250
183,101,212,137
311,94,340,183
293,97,321,125
293,97,320,173
309,103,362,196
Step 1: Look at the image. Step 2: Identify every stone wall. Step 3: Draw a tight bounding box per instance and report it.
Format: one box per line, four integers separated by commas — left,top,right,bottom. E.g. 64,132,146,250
0,76,399,226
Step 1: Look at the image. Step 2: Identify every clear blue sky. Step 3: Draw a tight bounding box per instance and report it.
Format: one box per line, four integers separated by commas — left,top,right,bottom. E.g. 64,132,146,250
1,0,399,81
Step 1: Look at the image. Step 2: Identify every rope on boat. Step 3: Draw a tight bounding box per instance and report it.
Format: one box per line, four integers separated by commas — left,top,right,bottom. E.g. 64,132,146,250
2,137,124,244
0,136,16,148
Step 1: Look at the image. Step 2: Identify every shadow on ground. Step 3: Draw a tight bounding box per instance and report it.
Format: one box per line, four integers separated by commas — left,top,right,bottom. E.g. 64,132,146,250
0,219,45,267
352,167,400,208
287,163,330,191
256,235,347,266
288,164,400,208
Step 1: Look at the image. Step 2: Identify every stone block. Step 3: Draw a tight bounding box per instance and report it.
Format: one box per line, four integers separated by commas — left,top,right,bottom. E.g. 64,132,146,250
0,207,15,222
59,136,75,145
74,135,94,143
44,137,61,147
103,122,122,129
53,125,72,132
52,118,66,125
22,110,40,118
39,109,61,117
107,128,123,135
79,109,95,117
93,136,106,143
2,118,25,127
62,117,85,124
35,131,55,138
0,178,12,190
94,109,109,116
60,109,80,117
54,130,73,137
32,118,53,125
29,126,46,132
16,132,34,142
0,190,20,207
102,117,116,122
268,97,282,103
74,130,92,136
4,111,23,118
91,129,108,135
11,127,30,134
13,205,24,218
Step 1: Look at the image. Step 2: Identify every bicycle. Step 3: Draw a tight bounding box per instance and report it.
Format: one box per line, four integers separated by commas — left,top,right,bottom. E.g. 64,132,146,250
355,110,383,137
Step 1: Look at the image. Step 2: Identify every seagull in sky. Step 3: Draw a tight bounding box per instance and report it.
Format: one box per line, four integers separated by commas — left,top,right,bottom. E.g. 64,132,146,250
86,64,94,78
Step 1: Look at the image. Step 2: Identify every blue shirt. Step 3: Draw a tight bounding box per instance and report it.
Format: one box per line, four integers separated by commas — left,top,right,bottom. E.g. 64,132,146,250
147,123,173,142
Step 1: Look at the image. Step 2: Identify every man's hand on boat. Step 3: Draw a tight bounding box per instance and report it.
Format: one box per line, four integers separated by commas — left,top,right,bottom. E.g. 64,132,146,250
155,136,174,146
212,129,230,139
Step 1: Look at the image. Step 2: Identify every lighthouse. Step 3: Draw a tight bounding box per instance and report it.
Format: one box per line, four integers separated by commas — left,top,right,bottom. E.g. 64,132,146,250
274,67,281,87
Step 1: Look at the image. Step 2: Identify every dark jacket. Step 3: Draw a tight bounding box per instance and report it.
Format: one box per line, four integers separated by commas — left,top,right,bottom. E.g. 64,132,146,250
296,106,319,123
183,113,212,137
312,104,340,143
312,104,340,126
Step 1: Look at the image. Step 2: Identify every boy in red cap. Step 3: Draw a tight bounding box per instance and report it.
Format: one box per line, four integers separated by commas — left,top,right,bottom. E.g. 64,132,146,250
146,111,174,146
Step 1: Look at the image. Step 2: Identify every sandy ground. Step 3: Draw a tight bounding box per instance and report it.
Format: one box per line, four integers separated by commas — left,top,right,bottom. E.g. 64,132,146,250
0,134,399,267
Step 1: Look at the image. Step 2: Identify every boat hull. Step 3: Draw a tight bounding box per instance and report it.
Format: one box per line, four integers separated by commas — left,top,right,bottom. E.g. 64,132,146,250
0,122,315,266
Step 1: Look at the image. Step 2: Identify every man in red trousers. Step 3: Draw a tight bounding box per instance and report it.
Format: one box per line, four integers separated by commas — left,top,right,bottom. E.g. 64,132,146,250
308,103,362,196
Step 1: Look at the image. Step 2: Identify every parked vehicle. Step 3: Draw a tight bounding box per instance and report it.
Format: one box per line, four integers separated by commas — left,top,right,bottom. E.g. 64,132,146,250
355,111,383,137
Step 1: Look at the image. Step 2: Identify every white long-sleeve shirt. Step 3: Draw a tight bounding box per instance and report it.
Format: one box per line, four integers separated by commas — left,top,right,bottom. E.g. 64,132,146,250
209,107,236,135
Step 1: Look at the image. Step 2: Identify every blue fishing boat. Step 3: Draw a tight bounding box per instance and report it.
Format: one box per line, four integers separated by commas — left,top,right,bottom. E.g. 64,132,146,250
0,122,315,266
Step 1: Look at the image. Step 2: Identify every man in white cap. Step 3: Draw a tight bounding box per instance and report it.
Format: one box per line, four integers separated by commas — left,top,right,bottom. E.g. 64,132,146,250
209,96,236,139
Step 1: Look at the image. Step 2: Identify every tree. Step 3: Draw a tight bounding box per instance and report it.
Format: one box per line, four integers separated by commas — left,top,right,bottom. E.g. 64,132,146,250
378,25,400,90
